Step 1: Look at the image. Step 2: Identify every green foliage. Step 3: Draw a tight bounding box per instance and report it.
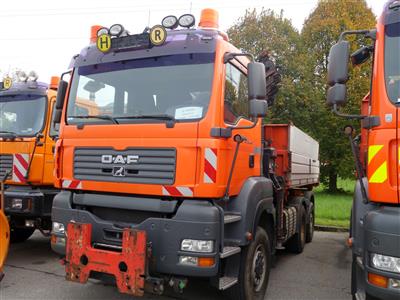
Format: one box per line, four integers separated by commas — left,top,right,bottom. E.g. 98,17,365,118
301,0,376,190
227,1,376,191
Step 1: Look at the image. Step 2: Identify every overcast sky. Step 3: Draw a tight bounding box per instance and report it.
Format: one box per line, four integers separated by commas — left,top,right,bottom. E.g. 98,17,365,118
0,0,383,82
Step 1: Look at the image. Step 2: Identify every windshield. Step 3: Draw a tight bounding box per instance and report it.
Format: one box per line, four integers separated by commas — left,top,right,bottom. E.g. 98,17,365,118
67,53,214,124
0,95,46,137
385,21,400,104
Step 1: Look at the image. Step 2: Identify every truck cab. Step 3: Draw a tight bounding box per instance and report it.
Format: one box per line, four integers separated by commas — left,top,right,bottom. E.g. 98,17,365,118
51,9,319,299
327,1,400,299
0,75,59,242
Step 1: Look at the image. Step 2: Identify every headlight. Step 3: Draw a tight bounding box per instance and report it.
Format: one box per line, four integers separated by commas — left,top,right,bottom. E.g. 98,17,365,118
161,15,178,29
371,253,400,273
109,24,124,37
181,239,214,253
178,14,195,28
52,222,65,234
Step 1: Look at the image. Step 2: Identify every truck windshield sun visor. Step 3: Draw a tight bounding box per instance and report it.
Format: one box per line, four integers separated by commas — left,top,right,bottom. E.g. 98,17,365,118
0,95,47,137
66,53,215,125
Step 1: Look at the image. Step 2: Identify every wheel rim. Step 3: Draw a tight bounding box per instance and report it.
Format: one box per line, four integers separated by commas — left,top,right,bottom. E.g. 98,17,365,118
251,244,267,292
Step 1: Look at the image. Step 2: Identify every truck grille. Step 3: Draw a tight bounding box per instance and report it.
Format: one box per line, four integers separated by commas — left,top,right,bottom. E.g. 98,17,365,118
74,147,176,185
0,154,13,179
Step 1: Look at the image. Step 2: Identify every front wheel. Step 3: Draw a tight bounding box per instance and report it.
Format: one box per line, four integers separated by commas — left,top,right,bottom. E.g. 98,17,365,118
224,227,271,300
10,227,35,243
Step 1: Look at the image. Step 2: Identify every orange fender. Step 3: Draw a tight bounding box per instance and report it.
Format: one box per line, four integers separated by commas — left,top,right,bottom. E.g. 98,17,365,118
0,210,9,280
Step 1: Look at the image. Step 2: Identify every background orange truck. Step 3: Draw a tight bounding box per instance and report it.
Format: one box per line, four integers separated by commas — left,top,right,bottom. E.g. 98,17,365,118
327,1,400,299
0,75,59,242
50,9,320,299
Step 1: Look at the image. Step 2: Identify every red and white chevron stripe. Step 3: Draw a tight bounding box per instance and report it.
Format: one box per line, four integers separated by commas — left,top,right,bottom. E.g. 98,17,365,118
204,148,217,183
162,186,193,197
62,179,82,189
12,153,29,183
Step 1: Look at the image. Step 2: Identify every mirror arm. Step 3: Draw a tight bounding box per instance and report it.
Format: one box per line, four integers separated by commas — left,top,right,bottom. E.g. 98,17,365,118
228,117,258,132
61,70,72,80
223,52,254,64
339,29,376,41
332,104,366,120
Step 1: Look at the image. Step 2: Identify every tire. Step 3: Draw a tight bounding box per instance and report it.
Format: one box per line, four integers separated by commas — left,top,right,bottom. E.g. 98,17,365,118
224,227,271,300
10,227,35,243
287,205,306,253
306,203,314,243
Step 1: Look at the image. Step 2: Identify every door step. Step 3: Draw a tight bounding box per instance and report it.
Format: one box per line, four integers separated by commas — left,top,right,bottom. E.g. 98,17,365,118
219,276,238,290
220,246,241,259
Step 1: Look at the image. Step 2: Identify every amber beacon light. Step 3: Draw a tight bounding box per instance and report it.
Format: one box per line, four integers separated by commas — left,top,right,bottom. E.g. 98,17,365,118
198,8,219,29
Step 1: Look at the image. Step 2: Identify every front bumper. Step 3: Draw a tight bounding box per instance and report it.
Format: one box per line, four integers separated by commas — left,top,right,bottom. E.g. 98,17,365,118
358,206,400,300
51,191,222,278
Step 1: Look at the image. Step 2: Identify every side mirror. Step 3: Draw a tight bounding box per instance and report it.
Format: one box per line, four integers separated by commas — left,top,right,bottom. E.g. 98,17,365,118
55,80,68,110
327,40,350,86
248,62,267,118
327,84,347,107
248,62,266,100
351,46,372,66
53,80,68,125
249,99,268,118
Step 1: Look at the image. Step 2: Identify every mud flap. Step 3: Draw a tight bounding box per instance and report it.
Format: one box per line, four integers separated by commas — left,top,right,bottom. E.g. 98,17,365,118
65,223,146,296
0,211,9,281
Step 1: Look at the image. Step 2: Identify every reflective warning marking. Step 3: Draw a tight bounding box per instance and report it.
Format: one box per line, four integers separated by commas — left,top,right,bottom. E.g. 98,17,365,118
368,145,383,164
369,161,387,183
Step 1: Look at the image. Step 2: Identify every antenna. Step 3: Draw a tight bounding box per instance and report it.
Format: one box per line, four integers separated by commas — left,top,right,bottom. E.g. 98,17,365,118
147,9,151,27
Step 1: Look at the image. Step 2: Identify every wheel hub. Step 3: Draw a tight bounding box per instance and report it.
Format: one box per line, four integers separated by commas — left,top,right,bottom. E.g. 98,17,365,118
252,244,266,292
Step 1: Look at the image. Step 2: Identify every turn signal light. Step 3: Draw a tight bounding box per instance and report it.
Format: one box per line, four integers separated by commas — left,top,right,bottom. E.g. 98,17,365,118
198,8,219,29
368,272,388,288
198,257,215,267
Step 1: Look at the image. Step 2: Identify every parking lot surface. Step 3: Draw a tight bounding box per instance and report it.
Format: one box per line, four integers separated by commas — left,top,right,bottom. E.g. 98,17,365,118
0,231,351,300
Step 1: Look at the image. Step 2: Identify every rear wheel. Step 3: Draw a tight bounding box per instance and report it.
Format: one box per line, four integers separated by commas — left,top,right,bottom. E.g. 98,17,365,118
10,227,35,243
287,205,306,253
224,227,271,300
306,203,314,243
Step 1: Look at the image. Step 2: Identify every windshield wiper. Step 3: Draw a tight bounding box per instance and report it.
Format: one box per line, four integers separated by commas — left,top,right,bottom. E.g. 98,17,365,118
115,114,176,122
0,130,17,138
68,115,119,124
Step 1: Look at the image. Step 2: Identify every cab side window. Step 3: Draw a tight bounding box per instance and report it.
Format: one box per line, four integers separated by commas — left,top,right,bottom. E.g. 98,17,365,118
224,63,248,124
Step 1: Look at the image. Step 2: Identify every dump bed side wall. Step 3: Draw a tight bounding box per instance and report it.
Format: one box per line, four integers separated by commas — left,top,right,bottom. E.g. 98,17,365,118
264,124,319,188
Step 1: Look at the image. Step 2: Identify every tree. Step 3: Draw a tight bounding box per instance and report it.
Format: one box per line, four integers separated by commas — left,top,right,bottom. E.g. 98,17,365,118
301,0,376,191
227,9,308,126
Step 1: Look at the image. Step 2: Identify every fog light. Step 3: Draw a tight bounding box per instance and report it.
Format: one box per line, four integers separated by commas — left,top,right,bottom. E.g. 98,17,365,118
181,239,214,253
11,198,23,209
51,235,66,246
52,222,65,234
389,278,400,289
25,220,35,227
179,256,198,266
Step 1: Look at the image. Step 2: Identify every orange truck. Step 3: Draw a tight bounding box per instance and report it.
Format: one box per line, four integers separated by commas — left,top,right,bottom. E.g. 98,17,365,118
327,1,400,299
0,173,10,281
51,9,320,299
0,76,60,242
